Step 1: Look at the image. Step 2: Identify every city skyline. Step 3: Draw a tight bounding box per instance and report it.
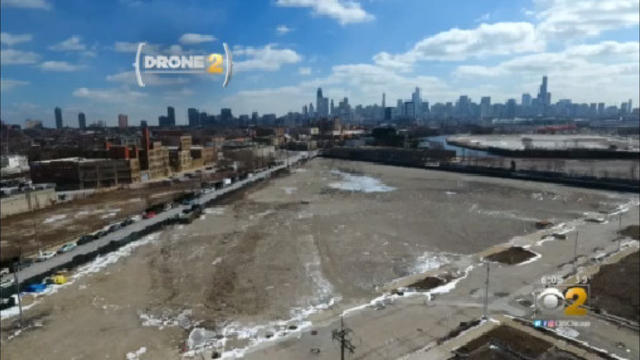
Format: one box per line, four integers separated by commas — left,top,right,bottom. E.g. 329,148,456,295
36,74,638,129
1,0,639,127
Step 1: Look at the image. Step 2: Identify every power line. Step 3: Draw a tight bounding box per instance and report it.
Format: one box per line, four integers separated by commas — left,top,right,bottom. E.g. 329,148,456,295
332,316,356,360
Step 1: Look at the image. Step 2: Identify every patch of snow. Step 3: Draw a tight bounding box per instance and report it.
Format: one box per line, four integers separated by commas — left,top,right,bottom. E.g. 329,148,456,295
516,250,542,266
204,207,225,215
43,214,67,224
413,252,456,274
139,309,194,330
125,346,146,360
328,169,395,193
555,326,579,338
211,257,222,266
281,187,297,195
73,233,159,278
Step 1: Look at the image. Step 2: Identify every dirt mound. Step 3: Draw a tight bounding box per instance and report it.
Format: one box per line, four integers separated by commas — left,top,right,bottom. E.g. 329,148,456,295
485,247,537,265
618,225,639,240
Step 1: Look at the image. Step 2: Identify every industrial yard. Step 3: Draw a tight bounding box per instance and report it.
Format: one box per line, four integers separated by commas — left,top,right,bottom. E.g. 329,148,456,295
1,158,637,359
448,134,640,153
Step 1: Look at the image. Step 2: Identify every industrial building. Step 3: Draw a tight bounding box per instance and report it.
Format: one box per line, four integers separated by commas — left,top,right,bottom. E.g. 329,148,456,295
30,157,140,190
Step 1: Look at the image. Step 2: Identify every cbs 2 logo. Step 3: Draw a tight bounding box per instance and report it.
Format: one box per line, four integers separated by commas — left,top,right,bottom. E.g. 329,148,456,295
537,287,588,316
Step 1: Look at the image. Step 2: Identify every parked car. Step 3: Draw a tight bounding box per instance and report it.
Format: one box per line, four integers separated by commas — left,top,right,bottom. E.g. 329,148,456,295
77,234,95,245
57,242,77,254
130,215,142,222
0,267,9,276
0,296,16,310
120,218,134,227
0,277,15,289
37,251,56,262
143,211,156,219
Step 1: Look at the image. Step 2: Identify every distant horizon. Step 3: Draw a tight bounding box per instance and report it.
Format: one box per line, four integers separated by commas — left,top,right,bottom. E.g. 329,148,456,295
1,0,638,127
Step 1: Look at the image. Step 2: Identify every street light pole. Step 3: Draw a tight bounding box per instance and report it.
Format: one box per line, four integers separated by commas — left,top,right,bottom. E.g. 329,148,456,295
483,261,490,319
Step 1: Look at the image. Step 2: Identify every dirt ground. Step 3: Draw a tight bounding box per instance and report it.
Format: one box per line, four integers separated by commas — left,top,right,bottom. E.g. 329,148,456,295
0,172,231,264
590,250,640,322
0,158,631,359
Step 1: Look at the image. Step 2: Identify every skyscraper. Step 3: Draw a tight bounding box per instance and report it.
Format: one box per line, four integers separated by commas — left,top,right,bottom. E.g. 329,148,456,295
167,106,176,126
316,88,323,117
521,93,531,107
480,97,491,119
536,76,550,115
54,107,63,129
316,88,329,118
118,114,128,128
505,99,517,118
412,87,422,119
78,112,86,129
220,108,233,123
188,108,199,127
382,93,386,108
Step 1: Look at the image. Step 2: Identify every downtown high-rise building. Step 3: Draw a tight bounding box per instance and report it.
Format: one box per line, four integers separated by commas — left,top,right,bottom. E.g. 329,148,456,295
118,114,128,128
412,87,422,119
316,88,329,118
54,107,63,129
167,106,176,126
78,112,86,129
480,97,491,119
187,108,199,127
536,76,551,115
521,93,532,107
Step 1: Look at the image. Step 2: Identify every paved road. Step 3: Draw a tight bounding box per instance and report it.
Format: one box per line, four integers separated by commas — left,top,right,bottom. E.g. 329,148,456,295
1,151,315,287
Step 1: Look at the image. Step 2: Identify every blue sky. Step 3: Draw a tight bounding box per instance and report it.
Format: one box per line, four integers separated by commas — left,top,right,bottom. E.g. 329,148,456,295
1,0,638,127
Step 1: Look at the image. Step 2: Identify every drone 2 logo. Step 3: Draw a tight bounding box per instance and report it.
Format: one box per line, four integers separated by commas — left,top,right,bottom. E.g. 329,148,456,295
132,42,233,88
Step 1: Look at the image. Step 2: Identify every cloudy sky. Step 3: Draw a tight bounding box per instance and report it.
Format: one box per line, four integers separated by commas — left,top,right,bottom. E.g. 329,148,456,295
1,0,638,127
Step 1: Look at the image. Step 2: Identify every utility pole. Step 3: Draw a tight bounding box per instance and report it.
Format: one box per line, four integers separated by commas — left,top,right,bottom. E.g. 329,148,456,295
483,261,490,319
618,213,622,252
332,316,355,360
12,251,23,328
573,231,579,273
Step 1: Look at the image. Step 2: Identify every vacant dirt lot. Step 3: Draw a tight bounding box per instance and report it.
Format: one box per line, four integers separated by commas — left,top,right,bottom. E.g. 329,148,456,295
590,250,640,322
0,158,630,359
0,172,232,264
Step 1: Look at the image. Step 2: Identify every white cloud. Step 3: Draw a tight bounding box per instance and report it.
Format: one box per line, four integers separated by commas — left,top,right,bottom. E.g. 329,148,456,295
234,44,302,72
453,41,639,104
1,0,51,10
179,33,216,45
218,63,452,115
1,33,33,46
1,78,29,91
298,67,312,75
2,48,40,64
106,71,190,86
113,41,140,52
373,22,544,69
49,35,86,51
454,41,639,77
39,61,86,72
275,0,374,25
535,0,639,38
73,87,147,103
276,25,293,35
